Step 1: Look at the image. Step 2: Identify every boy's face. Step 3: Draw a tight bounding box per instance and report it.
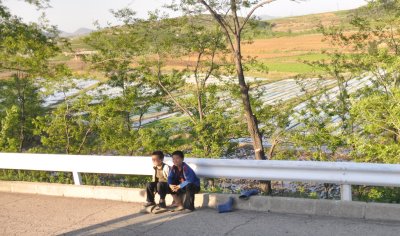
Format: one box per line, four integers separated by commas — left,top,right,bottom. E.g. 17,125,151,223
172,155,183,167
151,155,163,166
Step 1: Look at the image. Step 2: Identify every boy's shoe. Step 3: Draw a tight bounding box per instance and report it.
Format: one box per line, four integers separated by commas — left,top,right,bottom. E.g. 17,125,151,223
152,206,168,214
182,208,194,213
143,201,156,207
141,204,156,214
158,201,167,209
170,205,185,212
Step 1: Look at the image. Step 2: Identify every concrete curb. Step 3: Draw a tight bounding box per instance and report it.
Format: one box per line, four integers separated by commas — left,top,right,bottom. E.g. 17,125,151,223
1,181,399,222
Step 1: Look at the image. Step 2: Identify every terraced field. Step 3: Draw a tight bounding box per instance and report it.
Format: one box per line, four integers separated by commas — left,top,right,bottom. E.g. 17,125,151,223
40,74,373,133
33,9,365,134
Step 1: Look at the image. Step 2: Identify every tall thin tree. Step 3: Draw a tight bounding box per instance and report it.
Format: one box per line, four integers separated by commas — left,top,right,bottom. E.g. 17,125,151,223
171,0,299,160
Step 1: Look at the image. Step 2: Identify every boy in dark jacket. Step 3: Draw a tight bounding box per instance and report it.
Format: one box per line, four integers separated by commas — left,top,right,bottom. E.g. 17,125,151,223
168,150,200,211
144,151,170,209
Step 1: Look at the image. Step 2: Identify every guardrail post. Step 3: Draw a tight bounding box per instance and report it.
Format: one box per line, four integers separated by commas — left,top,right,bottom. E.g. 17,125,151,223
72,171,82,185
340,184,352,201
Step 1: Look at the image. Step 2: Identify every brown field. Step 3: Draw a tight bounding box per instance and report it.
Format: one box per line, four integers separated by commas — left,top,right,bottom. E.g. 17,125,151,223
0,33,332,81
242,34,330,59
162,33,333,79
38,11,357,80
0,72,13,80
167,33,330,62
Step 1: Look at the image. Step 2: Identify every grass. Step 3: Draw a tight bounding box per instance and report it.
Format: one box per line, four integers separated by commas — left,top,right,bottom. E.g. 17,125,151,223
69,37,94,51
245,53,328,78
244,29,321,40
0,169,151,188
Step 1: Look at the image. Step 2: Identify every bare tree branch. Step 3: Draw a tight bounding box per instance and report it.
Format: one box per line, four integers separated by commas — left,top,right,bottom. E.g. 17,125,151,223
198,0,236,52
155,52,197,124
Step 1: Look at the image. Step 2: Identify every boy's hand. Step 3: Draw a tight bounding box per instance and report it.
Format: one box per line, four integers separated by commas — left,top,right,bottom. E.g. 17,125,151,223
169,185,180,192
169,184,177,192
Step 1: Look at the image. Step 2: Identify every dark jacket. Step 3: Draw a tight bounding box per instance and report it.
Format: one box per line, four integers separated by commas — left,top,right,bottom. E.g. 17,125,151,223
167,162,200,188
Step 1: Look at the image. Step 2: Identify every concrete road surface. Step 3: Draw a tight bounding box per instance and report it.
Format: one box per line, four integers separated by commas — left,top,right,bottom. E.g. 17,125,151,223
1,192,399,236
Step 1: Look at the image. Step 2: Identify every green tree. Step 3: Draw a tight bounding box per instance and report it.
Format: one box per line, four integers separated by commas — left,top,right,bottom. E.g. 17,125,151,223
83,10,168,155
255,101,294,159
293,0,400,162
168,0,294,160
320,0,400,91
140,13,241,157
0,77,43,151
350,89,400,163
291,95,344,160
94,90,142,155
0,1,60,152
0,106,20,152
33,92,96,154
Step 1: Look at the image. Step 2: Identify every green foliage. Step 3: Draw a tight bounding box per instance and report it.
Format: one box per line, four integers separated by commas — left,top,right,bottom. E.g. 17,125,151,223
320,0,400,88
0,2,62,152
255,100,294,159
2,0,400,204
0,106,19,152
128,12,241,158
0,169,73,184
94,88,144,155
350,89,400,163
354,186,400,203
83,21,143,89
95,104,136,154
291,0,400,163
22,0,50,9
0,169,151,188
33,95,96,154
0,6,59,76
191,111,240,158
0,76,44,152
291,95,345,160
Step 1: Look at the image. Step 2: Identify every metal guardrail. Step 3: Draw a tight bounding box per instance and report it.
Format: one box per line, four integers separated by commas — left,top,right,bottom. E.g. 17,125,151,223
1,153,400,201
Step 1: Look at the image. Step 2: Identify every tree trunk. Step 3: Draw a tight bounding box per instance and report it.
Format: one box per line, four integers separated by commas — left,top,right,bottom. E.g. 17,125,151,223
233,37,266,161
16,76,26,153
268,138,279,160
199,0,272,193
234,31,271,194
197,91,204,122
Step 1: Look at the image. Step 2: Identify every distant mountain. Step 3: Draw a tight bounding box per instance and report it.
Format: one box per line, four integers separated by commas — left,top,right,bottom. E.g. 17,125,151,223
60,28,93,37
257,14,279,20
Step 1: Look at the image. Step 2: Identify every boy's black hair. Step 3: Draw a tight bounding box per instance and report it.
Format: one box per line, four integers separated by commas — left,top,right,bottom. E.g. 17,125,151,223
152,151,164,161
172,150,184,160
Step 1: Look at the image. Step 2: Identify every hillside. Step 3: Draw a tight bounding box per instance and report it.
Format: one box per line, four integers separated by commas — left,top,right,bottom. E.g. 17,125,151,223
267,9,355,33
60,9,358,80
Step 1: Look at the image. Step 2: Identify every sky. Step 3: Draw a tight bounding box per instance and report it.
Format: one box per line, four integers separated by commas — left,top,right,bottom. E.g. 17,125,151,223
3,0,368,33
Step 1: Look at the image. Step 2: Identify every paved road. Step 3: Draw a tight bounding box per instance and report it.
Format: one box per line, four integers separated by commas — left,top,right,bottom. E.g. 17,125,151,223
1,192,399,236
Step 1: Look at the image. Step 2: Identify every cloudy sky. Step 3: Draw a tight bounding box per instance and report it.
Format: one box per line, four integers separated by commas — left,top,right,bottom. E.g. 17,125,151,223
4,0,367,32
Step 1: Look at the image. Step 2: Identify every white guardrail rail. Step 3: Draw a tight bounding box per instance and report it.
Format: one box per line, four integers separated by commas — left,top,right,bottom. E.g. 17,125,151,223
1,153,400,201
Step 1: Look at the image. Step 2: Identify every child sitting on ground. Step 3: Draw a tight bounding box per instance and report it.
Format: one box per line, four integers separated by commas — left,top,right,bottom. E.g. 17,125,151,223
144,151,170,210
168,150,200,211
